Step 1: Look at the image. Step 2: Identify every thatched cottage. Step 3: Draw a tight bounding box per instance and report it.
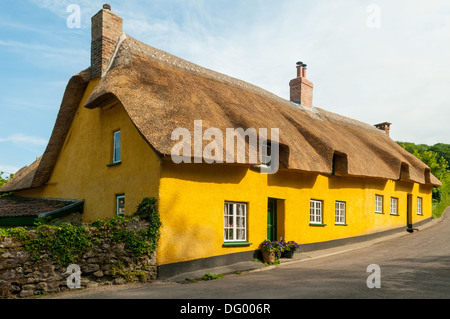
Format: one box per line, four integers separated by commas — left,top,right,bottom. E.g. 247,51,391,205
0,5,441,278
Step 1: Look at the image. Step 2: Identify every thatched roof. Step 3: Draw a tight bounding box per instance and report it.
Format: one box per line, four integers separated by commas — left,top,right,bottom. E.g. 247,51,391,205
1,34,441,192
85,35,441,186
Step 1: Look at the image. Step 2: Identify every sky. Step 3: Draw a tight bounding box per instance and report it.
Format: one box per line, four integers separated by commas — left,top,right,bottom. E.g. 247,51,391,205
1,0,450,176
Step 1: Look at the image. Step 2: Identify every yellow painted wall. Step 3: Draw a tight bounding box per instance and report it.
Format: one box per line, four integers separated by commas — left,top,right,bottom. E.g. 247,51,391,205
18,79,161,221
157,161,432,266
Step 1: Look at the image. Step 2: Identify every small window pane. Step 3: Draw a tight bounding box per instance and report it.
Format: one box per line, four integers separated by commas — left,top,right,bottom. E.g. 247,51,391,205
310,200,323,224
237,229,245,241
116,195,125,216
390,198,398,215
113,131,121,163
417,197,423,215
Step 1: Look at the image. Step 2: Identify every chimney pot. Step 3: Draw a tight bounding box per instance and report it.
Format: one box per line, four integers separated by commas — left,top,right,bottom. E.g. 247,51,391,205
296,63,303,78
103,4,111,10
374,122,392,137
290,60,314,107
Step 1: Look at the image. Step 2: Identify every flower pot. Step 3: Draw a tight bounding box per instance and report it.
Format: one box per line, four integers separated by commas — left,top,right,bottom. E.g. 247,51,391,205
283,251,295,259
262,251,275,263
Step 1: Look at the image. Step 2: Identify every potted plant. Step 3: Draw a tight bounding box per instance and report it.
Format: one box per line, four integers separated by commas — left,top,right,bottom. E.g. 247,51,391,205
281,240,299,258
260,240,284,263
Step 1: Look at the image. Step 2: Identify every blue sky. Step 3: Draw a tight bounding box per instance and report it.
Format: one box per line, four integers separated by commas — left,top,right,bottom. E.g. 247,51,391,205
1,0,450,175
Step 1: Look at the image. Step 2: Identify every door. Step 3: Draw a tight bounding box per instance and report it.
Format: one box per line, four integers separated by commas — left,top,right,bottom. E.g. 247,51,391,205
267,198,277,241
407,194,413,232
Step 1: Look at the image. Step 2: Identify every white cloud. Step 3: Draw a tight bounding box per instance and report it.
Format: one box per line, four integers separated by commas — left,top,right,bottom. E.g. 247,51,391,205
0,134,48,147
30,0,101,25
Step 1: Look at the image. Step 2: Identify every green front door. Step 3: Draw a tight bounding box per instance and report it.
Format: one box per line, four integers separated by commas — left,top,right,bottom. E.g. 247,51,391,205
267,199,277,241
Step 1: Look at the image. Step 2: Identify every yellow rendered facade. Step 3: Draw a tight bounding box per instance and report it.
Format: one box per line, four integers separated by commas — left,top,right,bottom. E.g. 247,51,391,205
16,78,433,268
157,161,432,266
18,79,161,221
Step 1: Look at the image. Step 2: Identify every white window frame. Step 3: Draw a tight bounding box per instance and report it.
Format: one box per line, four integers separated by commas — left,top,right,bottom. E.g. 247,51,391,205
417,197,423,215
113,130,121,164
224,202,247,243
375,195,383,213
335,201,346,225
116,194,125,216
390,197,398,215
310,200,323,225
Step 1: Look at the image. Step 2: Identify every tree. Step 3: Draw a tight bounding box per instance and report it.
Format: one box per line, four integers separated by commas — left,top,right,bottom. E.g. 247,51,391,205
429,143,450,166
0,172,11,188
413,150,449,182
397,142,429,155
0,172,14,198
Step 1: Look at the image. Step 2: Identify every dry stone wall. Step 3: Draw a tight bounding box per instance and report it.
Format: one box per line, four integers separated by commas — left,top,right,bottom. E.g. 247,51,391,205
0,220,157,298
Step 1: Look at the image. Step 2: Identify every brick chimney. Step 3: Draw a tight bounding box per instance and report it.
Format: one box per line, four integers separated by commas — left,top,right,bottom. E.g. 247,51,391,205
91,4,123,79
289,61,314,108
374,122,392,137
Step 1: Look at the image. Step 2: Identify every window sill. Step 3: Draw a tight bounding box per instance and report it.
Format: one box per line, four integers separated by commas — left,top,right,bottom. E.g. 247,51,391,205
309,223,327,227
390,213,400,216
107,161,122,167
335,223,348,226
223,242,252,247
375,211,384,214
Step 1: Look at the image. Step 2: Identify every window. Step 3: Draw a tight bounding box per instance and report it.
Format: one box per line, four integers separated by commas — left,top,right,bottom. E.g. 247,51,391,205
310,200,323,224
116,195,125,216
335,201,346,225
113,130,121,163
390,197,398,215
224,202,247,242
375,195,383,213
417,197,423,215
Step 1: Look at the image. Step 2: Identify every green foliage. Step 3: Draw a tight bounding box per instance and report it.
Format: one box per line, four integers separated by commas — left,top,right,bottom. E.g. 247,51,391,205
413,150,449,181
0,227,30,240
0,172,12,188
397,142,429,155
24,224,91,266
433,173,450,218
201,273,224,281
0,172,14,198
397,141,450,218
397,142,450,171
429,143,450,166
133,197,162,250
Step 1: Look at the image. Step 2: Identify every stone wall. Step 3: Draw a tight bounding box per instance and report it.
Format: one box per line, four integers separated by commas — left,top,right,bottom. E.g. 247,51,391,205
0,226,157,298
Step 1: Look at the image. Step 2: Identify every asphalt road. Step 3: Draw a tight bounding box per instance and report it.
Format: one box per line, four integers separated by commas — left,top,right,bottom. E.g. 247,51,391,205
50,211,450,300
